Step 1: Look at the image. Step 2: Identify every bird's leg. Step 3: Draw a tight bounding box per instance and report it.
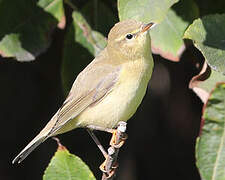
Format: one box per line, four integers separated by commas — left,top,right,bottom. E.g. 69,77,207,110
86,125,114,133
87,122,128,149
100,147,119,179
86,129,108,158
87,122,128,179
100,121,128,179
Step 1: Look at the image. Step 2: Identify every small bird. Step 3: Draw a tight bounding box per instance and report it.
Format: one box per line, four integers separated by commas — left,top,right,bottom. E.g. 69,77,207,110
13,19,155,164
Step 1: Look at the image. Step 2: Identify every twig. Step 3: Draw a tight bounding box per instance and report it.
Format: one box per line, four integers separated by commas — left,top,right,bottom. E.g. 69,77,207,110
101,122,127,180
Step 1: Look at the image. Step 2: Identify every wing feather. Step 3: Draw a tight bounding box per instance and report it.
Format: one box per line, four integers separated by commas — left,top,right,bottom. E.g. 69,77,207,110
48,55,121,135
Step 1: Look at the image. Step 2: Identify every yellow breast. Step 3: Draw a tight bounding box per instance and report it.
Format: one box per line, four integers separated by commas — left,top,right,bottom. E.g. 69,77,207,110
75,56,153,129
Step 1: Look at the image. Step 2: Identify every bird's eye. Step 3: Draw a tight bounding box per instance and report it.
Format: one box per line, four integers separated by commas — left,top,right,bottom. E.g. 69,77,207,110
126,34,133,40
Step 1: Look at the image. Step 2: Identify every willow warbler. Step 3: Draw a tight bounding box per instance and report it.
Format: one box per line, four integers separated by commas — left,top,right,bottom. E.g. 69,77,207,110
13,19,155,164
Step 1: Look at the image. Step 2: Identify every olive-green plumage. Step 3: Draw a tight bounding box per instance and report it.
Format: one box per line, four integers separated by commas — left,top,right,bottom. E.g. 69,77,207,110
13,19,155,164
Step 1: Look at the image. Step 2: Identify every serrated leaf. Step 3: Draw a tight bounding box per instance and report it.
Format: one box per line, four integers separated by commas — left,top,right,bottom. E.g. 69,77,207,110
184,14,225,73
196,83,225,180
189,62,225,103
61,11,106,94
0,0,65,61
118,0,179,23
43,144,96,180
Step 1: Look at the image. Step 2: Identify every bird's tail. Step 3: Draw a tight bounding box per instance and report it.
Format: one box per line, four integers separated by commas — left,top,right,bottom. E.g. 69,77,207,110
12,111,59,164
12,134,47,164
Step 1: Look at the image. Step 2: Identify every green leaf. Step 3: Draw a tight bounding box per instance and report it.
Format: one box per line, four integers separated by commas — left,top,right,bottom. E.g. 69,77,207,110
71,11,107,57
196,83,225,180
151,0,199,61
189,63,225,103
0,0,65,61
43,144,96,180
118,0,179,23
61,11,106,94
184,14,225,73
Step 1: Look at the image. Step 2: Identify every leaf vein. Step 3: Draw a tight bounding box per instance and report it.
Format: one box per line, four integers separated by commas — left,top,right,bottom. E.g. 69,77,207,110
211,97,225,180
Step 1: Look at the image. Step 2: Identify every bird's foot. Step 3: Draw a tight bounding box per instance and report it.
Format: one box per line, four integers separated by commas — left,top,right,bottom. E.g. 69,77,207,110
99,159,118,178
110,129,128,148
110,121,128,148
99,146,119,178
87,122,127,179
99,122,127,178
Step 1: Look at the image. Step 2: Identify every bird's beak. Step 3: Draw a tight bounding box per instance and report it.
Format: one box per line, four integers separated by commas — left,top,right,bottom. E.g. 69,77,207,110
140,22,155,33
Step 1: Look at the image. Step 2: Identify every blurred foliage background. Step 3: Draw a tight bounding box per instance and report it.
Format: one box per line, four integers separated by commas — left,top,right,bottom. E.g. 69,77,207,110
0,0,225,179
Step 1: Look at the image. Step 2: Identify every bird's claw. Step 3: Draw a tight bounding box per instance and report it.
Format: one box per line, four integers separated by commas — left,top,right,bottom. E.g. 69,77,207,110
99,158,118,178
110,129,128,148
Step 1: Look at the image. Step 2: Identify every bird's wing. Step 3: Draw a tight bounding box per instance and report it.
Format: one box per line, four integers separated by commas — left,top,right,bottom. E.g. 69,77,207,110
48,59,121,135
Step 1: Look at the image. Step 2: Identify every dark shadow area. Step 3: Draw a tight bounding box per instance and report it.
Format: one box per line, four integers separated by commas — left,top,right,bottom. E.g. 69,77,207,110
0,29,64,180
61,17,94,94
195,0,225,17
81,0,117,36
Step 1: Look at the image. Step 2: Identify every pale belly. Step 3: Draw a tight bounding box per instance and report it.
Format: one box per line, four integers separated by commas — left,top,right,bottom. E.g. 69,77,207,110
74,61,153,129
55,58,153,135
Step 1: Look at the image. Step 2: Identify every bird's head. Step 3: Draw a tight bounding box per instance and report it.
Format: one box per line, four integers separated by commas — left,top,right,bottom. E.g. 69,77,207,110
107,19,155,61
